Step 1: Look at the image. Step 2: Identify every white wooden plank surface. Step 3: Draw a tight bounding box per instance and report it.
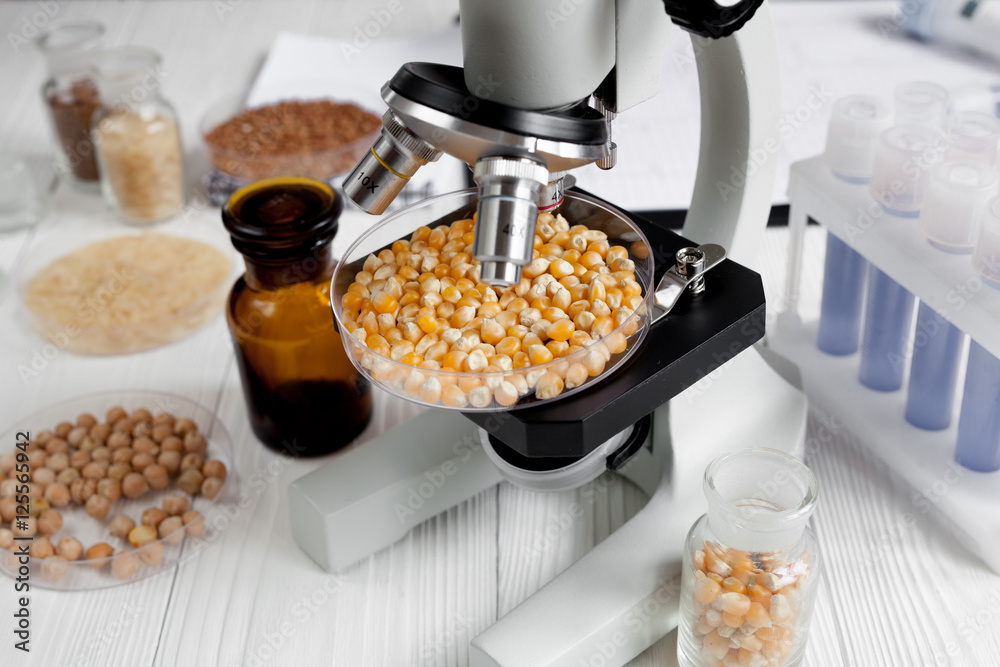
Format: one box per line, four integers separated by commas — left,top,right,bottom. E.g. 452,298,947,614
0,2,999,667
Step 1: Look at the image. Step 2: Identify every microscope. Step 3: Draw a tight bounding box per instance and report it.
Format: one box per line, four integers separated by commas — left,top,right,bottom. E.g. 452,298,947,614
288,1,808,664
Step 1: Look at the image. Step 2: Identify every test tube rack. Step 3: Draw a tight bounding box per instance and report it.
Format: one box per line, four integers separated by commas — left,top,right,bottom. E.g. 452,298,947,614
771,155,1000,574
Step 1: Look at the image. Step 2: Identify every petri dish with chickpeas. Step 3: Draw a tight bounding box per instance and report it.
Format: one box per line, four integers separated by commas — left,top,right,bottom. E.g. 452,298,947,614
0,390,235,590
332,189,654,411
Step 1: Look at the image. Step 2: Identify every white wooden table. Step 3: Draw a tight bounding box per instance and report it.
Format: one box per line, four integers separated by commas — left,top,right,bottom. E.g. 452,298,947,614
1,2,999,666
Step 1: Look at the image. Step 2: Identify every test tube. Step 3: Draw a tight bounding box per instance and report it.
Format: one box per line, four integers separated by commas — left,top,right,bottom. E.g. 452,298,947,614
918,159,999,254
816,232,869,355
954,340,1000,473
946,111,1000,165
822,95,893,183
858,268,916,391
972,196,1000,289
904,302,966,430
870,125,948,217
894,81,949,129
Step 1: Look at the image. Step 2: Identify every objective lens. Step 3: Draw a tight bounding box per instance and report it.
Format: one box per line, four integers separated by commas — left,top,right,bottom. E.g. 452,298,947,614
342,111,441,215
472,156,549,288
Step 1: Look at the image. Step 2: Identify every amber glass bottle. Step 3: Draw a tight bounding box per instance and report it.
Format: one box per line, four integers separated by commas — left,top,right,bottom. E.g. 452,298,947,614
223,177,371,456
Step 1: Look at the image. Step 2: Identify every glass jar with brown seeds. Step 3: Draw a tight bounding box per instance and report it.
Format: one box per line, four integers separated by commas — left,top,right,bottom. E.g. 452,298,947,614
108,514,135,539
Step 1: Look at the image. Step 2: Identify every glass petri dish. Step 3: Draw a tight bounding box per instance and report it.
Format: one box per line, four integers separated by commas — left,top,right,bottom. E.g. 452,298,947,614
0,390,235,590
331,188,654,411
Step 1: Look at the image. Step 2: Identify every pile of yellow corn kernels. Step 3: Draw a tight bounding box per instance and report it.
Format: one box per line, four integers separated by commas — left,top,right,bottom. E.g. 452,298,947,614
339,211,648,408
688,541,813,667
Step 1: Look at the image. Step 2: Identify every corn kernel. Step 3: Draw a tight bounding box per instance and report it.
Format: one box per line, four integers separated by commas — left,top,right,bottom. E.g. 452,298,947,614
583,350,606,376
442,351,468,371
468,386,493,408
546,318,575,342
535,372,564,400
565,363,588,389
528,344,554,365
545,340,569,357
481,319,505,345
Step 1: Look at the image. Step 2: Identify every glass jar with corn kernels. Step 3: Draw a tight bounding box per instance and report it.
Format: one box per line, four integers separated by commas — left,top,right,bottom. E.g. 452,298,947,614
677,448,821,667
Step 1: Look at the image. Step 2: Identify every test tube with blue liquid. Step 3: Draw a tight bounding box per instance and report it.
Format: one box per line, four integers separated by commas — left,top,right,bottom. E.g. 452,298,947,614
858,268,916,391
816,95,892,355
904,302,965,430
955,340,1000,473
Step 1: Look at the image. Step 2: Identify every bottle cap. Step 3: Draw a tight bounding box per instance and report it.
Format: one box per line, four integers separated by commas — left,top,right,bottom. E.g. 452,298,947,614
919,159,999,253
870,124,948,217
947,111,1000,165
894,81,949,129
973,196,1000,288
823,95,893,183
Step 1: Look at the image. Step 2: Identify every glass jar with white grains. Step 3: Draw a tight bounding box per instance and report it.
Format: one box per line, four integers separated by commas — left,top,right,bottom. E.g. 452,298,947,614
91,46,185,224
677,448,821,667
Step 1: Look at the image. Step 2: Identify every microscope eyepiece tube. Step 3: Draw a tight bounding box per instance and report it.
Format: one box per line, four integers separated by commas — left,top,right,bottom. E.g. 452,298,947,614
472,156,549,288
342,111,441,215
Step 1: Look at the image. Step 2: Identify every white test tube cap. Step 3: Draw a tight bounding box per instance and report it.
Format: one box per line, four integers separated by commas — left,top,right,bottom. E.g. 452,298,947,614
870,125,948,217
894,81,949,129
973,196,1000,288
947,111,1000,165
919,159,999,253
823,95,893,183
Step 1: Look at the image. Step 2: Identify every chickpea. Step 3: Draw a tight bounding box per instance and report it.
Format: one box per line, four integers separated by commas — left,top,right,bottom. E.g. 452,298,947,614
112,417,133,434
55,536,83,561
89,422,112,443
173,418,197,437
69,451,91,470
111,447,133,465
141,507,168,529
128,525,157,548
132,437,157,455
28,497,50,518
76,412,98,429
132,421,153,439
56,468,80,486
162,493,190,517
109,514,135,540
30,535,54,559
177,469,204,496
111,550,141,580
85,542,114,568
85,493,112,520
161,435,184,453
153,412,175,427
91,447,111,463
55,421,73,438
201,477,224,500
121,472,149,499
0,479,14,498
107,463,131,481
97,478,122,502
37,508,63,534
105,406,127,424
151,423,174,443
131,452,155,473
67,426,89,447
130,408,153,423
106,431,132,449
182,511,205,537
36,431,55,446
44,482,71,508
158,516,185,545
70,478,98,504
143,464,169,490
45,438,71,455
138,542,165,567
0,528,14,550
42,556,69,582
157,451,182,475
82,461,109,480
27,449,47,469
180,453,204,472
183,432,207,455
32,467,56,488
